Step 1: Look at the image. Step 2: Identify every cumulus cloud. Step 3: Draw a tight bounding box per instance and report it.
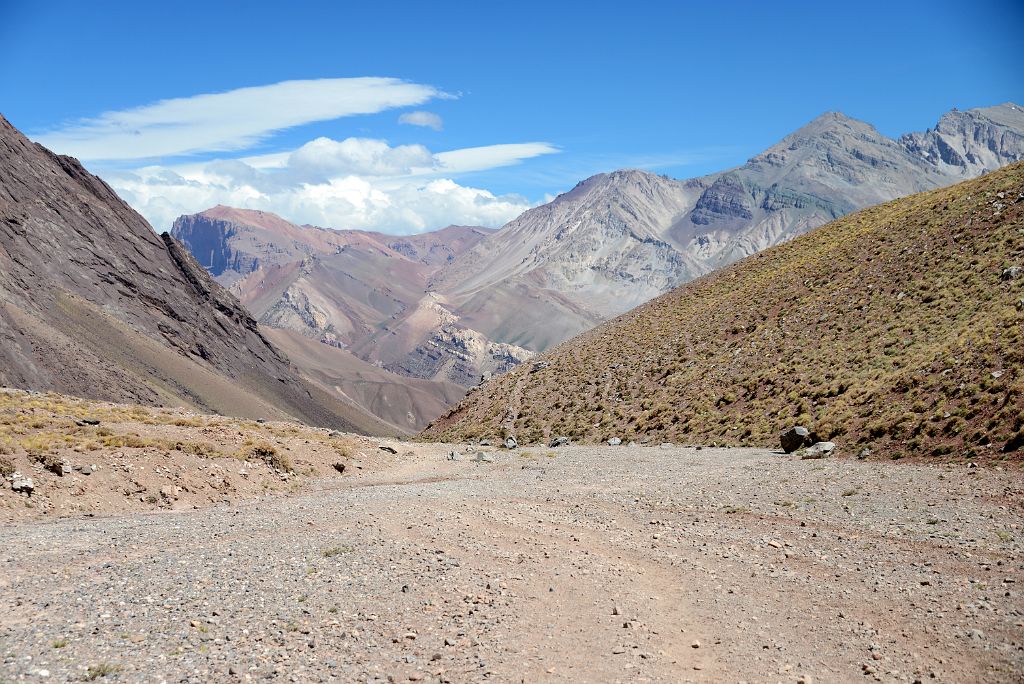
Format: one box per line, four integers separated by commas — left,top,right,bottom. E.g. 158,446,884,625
288,137,434,179
104,136,559,234
33,77,445,161
398,110,443,131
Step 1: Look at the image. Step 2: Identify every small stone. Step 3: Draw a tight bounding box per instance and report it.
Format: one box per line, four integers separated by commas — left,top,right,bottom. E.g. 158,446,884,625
607,437,622,446
11,473,34,495
504,436,518,449
446,450,461,462
691,640,701,649
857,448,871,460
659,443,673,450
475,452,494,463
378,445,398,454
801,442,835,459
549,436,570,448
1001,266,1022,281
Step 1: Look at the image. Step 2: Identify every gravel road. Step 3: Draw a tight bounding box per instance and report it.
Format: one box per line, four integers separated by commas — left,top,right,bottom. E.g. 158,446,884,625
2,446,1022,683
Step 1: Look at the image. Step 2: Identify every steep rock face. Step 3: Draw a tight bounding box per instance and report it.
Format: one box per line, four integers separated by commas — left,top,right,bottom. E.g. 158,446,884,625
169,213,257,281
432,104,1024,352
0,113,384,433
899,103,1024,178
170,206,357,285
382,294,533,386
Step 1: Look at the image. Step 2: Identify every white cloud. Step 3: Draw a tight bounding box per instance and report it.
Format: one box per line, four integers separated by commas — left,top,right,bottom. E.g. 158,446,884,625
33,77,445,161
288,137,434,179
435,143,561,174
398,110,443,131
104,136,559,234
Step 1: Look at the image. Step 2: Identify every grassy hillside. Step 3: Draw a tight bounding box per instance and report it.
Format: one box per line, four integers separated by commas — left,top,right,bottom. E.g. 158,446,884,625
424,162,1024,461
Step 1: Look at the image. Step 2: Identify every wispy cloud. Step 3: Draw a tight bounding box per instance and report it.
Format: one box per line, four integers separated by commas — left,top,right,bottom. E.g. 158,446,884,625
398,110,443,131
33,77,446,161
434,143,561,174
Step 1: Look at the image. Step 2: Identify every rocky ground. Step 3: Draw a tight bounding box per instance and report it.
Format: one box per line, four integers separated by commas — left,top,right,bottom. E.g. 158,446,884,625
1,439,1022,683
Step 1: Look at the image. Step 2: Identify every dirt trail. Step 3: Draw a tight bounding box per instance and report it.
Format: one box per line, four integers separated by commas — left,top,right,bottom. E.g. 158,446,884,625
1,446,1022,683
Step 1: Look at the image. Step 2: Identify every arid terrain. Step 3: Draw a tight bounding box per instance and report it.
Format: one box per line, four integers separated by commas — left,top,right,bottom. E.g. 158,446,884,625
1,390,1022,682
429,161,1024,460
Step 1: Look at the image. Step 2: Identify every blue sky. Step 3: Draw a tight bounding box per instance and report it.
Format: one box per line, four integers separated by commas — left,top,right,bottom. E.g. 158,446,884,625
2,0,1022,233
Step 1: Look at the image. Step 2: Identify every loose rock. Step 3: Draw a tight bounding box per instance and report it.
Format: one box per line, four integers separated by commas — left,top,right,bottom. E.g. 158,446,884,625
780,426,811,453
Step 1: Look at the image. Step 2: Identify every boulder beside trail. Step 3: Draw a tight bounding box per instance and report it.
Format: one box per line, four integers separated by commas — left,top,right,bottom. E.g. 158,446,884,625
780,426,811,453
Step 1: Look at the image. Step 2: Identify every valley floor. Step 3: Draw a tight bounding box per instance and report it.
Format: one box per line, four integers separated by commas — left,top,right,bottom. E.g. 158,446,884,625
1,445,1022,683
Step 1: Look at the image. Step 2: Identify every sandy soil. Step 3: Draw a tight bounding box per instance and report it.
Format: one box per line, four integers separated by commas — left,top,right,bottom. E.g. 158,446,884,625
1,441,1022,683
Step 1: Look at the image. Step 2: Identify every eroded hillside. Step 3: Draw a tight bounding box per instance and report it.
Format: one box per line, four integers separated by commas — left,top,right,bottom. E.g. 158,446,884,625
425,162,1024,461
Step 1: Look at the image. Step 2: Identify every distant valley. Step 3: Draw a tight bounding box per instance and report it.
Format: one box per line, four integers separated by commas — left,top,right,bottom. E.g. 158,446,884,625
171,103,1024,431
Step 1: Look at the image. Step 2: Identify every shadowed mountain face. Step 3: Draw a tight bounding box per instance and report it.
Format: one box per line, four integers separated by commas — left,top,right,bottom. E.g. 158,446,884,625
0,114,396,435
425,161,1024,460
431,103,1024,349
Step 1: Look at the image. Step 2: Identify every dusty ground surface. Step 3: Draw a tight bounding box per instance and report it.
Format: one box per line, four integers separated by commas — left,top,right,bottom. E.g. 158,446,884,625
1,441,1022,683
0,389,405,521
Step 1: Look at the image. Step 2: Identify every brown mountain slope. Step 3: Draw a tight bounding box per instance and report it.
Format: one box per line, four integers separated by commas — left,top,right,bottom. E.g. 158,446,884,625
172,207,531,395
0,113,391,434
424,162,1024,461
263,328,466,434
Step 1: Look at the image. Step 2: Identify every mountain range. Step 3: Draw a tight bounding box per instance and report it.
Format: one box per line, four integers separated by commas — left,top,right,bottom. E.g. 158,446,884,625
430,104,1024,348
170,103,1024,431
0,114,396,435
425,160,1024,460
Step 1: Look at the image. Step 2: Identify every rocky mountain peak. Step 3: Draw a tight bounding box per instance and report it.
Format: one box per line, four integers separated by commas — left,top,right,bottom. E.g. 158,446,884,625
899,102,1024,177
